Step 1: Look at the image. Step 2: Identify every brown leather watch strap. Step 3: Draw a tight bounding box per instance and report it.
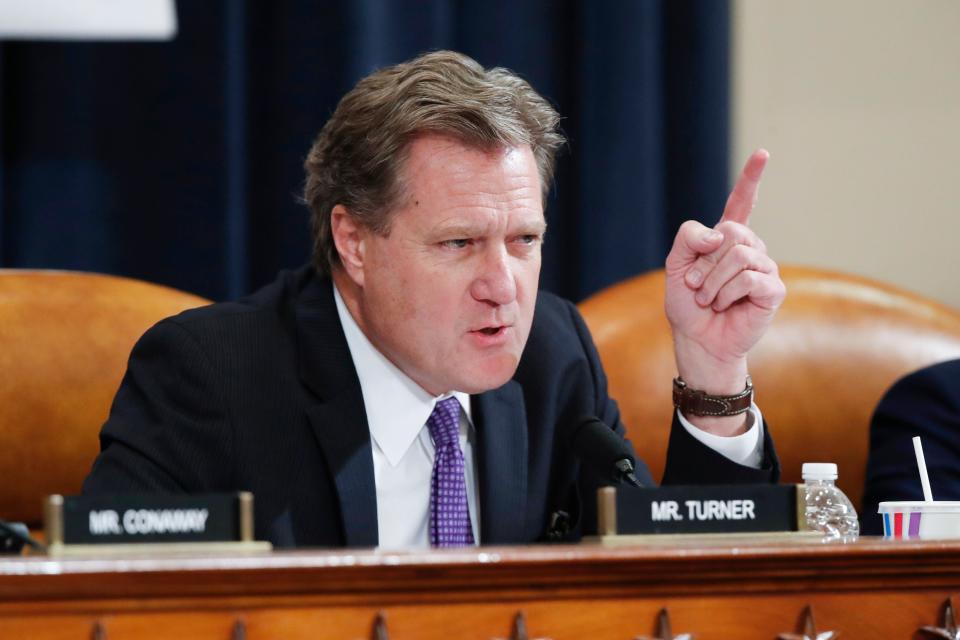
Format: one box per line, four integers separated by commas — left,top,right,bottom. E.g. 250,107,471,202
672,375,753,417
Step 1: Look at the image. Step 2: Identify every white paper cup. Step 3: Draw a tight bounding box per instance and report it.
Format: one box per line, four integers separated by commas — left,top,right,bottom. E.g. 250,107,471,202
878,501,960,539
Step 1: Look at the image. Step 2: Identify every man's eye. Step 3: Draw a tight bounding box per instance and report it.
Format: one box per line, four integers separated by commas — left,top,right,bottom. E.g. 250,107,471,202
516,235,540,246
441,239,470,249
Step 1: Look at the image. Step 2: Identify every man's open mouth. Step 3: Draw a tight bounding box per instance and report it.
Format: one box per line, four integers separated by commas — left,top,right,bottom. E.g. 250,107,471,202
477,326,503,336
471,323,513,337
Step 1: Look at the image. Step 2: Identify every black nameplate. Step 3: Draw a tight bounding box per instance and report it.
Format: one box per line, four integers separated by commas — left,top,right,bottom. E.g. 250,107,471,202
60,494,241,544
613,484,797,534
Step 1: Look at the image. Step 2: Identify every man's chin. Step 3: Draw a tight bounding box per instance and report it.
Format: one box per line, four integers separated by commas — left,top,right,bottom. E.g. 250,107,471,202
454,354,520,394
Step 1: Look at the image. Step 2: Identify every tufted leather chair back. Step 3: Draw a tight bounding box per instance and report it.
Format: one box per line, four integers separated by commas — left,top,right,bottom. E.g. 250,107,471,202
0,270,209,528
579,265,960,510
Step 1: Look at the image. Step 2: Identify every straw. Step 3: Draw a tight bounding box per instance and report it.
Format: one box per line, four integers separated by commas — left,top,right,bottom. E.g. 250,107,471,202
913,436,934,502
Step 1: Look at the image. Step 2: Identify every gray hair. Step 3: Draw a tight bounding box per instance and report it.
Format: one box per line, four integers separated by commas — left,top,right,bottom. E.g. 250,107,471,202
303,50,566,274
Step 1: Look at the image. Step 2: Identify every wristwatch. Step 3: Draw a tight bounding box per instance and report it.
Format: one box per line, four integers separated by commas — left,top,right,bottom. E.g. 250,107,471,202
672,375,753,417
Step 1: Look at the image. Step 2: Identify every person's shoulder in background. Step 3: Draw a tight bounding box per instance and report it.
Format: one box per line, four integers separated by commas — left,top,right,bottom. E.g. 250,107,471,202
861,359,960,534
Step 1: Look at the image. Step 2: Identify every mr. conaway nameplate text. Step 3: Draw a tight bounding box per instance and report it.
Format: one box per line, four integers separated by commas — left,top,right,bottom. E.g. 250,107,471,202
88,507,210,536
45,493,252,545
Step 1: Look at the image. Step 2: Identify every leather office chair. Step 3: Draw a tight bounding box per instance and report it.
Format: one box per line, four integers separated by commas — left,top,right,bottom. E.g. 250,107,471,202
0,270,209,530
578,265,960,510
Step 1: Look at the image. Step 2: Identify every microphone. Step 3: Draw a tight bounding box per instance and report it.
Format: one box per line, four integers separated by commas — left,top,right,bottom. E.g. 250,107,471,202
570,416,644,488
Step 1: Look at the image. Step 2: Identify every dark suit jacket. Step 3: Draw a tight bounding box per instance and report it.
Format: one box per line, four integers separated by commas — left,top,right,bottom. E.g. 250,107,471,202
83,265,779,547
861,359,960,535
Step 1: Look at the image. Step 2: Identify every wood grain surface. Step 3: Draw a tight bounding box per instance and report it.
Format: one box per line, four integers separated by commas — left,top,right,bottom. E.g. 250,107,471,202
1,538,958,638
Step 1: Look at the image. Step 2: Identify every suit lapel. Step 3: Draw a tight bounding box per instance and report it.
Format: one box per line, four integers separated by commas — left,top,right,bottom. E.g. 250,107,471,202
473,381,528,544
296,275,378,547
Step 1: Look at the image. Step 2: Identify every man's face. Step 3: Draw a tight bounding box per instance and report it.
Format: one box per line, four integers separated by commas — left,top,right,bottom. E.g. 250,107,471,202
350,134,545,396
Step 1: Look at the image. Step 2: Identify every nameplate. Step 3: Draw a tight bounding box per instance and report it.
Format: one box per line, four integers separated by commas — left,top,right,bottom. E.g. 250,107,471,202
45,492,255,545
598,484,798,535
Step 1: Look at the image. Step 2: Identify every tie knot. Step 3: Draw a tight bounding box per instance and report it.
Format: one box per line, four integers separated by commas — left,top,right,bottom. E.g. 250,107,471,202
427,397,461,447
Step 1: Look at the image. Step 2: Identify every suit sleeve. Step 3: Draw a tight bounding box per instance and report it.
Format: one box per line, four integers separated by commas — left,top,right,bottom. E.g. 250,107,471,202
662,413,779,484
82,318,234,494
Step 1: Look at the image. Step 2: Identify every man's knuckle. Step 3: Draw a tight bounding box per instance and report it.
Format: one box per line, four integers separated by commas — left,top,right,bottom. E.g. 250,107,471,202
717,220,755,245
716,220,741,233
730,244,752,262
775,278,787,300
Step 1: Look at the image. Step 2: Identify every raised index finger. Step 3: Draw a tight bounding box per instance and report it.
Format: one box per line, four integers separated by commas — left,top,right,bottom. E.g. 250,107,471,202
720,148,769,225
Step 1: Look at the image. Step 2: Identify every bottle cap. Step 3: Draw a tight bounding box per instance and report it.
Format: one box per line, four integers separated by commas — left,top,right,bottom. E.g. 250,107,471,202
802,462,838,480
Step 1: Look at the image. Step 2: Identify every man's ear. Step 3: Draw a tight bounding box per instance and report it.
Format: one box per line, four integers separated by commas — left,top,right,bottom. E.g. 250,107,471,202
330,204,366,287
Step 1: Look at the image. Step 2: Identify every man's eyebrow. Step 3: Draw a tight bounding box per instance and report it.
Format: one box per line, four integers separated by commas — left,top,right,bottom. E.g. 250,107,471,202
430,217,547,237
521,220,548,235
431,221,486,237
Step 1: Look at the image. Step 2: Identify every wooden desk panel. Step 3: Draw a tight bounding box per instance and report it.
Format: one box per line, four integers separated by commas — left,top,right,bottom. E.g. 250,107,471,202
2,537,959,639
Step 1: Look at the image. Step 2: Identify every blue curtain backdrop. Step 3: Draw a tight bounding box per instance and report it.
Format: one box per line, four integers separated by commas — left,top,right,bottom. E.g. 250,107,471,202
0,0,729,303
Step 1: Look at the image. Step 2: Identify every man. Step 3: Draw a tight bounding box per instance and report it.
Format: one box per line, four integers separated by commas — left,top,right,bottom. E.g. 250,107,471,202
83,51,785,548
862,359,960,535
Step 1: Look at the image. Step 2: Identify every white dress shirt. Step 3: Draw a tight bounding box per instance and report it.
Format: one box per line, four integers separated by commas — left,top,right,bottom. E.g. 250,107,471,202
332,283,763,549
680,403,764,468
333,285,479,549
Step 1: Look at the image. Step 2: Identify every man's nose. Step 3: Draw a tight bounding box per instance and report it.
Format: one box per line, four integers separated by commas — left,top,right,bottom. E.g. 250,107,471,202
470,246,517,306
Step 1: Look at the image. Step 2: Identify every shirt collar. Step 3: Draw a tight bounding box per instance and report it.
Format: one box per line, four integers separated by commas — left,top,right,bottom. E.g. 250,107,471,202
332,282,472,467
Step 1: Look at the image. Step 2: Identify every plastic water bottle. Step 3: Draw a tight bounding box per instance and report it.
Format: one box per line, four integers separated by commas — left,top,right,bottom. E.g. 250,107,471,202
802,462,859,541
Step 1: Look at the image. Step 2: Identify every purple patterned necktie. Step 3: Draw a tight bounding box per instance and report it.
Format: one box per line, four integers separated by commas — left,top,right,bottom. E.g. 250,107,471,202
427,397,474,547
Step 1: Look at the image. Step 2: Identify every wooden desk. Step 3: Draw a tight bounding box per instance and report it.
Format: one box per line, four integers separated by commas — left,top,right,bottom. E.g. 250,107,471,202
2,537,958,639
